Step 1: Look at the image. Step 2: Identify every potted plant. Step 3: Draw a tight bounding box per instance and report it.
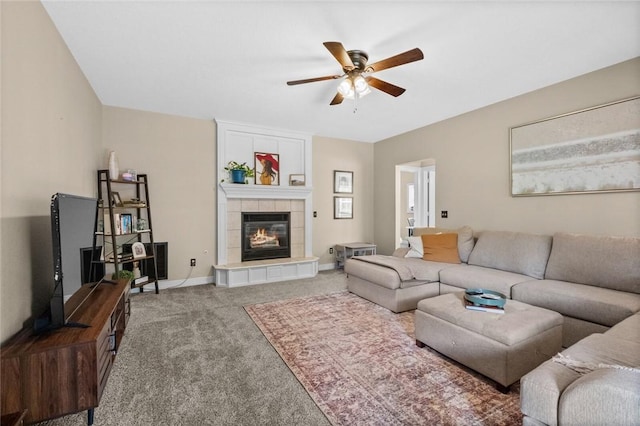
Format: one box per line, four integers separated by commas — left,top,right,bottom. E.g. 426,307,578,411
224,161,255,184
112,269,135,281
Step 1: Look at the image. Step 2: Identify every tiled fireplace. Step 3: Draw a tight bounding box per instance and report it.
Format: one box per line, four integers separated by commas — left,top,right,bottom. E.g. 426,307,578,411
214,184,318,287
214,120,318,287
226,198,305,263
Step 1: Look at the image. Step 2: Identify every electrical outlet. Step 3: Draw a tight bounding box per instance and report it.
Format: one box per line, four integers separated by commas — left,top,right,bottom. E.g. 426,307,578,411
190,258,196,267
441,210,448,218
329,247,334,254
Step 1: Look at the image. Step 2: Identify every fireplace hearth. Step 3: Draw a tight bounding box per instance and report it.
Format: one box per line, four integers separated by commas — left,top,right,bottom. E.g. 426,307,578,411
242,212,291,261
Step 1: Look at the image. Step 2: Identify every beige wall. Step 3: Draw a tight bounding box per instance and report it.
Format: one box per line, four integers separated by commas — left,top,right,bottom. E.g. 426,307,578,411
101,112,374,275
1,1,103,341
374,58,640,255
312,136,374,267
101,107,216,282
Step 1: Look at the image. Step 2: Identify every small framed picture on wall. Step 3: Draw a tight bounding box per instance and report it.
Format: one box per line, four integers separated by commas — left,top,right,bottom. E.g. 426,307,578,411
334,197,353,219
334,170,353,193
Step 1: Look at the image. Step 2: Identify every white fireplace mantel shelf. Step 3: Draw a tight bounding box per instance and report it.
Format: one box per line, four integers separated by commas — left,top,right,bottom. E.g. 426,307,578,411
219,183,312,200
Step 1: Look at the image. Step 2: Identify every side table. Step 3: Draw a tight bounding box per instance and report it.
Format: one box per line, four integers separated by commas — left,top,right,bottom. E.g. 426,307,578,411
335,242,376,269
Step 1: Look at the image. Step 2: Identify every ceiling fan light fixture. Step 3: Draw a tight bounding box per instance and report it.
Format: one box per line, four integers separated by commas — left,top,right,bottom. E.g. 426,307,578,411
353,75,369,94
337,78,354,98
338,75,370,100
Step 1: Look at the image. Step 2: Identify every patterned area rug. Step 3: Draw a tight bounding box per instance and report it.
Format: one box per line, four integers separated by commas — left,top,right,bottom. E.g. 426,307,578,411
245,291,522,426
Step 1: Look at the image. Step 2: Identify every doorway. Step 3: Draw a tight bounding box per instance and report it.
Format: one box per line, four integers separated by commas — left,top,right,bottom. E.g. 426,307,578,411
395,160,435,246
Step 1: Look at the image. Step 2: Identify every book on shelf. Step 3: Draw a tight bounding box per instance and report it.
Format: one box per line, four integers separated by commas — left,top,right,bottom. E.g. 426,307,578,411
120,213,132,234
114,213,122,235
104,212,135,235
134,275,149,285
117,252,134,261
464,299,505,314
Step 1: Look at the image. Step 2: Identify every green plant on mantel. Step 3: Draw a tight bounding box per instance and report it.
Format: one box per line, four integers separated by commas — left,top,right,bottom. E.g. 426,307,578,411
221,161,255,183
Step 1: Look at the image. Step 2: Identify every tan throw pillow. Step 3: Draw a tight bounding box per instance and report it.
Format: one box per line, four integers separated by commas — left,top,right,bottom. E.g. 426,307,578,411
421,233,461,264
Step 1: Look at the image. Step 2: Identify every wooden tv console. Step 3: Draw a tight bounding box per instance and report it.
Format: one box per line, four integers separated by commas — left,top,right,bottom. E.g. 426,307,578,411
1,279,130,425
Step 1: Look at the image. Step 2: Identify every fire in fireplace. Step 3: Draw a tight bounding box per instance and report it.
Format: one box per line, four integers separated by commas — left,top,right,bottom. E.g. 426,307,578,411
242,212,291,261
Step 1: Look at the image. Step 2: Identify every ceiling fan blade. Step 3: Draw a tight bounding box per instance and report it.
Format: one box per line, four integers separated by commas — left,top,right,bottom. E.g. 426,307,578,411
366,48,424,73
366,76,406,97
323,41,355,71
287,75,342,85
330,92,344,105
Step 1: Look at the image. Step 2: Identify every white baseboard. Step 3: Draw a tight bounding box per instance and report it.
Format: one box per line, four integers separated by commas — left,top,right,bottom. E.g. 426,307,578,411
318,262,337,271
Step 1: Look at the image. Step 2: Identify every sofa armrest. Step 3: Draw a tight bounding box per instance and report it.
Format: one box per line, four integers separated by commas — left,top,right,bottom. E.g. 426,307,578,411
521,360,579,426
559,368,640,426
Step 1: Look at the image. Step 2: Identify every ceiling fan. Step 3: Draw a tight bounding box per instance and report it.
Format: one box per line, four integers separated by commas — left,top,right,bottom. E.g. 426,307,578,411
287,41,424,106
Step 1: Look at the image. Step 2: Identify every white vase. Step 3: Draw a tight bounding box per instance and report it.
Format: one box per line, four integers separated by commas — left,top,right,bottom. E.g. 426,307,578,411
133,262,141,279
108,151,119,180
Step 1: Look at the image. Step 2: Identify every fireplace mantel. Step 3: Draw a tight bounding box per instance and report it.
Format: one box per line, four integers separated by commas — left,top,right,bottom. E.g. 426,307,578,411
219,183,312,200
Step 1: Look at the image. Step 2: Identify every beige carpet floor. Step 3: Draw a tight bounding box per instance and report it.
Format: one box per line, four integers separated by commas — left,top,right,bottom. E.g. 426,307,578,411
246,291,522,426
36,271,522,425
38,271,346,425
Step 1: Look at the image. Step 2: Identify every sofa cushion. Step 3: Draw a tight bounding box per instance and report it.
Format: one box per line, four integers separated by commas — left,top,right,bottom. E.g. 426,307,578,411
421,233,460,264
512,279,640,327
438,264,535,297
345,258,402,290
605,313,640,344
345,256,451,290
467,231,552,279
545,232,640,294
413,225,475,263
561,333,640,372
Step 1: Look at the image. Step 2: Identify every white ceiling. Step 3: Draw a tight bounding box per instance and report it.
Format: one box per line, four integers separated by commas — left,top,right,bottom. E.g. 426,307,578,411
41,1,640,143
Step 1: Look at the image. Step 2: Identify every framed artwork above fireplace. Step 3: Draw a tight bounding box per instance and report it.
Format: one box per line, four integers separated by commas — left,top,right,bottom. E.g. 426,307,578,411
255,152,280,186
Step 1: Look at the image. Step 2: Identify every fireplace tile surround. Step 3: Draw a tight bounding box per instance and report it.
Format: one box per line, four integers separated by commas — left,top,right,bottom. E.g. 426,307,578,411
226,198,305,264
215,192,318,287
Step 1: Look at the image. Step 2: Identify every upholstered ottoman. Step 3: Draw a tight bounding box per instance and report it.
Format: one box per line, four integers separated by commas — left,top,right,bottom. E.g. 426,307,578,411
415,292,563,391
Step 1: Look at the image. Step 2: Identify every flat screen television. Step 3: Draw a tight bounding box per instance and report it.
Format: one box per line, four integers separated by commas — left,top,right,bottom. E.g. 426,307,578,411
36,193,100,332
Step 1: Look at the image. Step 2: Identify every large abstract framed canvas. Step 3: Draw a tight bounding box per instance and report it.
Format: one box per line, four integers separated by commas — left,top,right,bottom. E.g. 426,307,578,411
510,96,640,196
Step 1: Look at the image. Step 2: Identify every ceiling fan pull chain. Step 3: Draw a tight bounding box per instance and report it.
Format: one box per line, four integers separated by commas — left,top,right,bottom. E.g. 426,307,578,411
353,89,358,114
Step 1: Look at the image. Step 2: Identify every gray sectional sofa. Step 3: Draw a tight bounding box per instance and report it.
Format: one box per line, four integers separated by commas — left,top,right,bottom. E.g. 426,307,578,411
521,312,640,426
344,228,640,426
